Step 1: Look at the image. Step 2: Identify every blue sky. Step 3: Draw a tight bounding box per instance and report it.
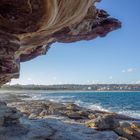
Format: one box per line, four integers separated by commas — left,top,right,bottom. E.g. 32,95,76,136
11,0,140,85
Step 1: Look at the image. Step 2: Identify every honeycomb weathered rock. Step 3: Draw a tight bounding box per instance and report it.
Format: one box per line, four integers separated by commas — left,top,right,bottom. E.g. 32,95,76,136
0,0,121,86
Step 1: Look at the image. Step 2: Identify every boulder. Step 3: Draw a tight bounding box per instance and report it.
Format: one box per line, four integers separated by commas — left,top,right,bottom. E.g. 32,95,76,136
86,115,120,130
131,122,140,129
0,101,22,127
114,122,140,140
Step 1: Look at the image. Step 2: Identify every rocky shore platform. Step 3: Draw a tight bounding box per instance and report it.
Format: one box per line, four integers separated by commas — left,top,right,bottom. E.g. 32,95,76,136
0,92,140,140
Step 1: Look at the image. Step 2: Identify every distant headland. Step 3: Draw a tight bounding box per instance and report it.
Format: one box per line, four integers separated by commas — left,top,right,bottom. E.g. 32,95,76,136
1,84,140,92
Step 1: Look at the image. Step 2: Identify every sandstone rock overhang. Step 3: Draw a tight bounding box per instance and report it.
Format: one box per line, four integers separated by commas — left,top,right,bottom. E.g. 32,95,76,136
0,0,121,86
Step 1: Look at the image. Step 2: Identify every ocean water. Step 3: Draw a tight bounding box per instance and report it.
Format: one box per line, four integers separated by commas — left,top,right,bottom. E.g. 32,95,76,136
26,91,140,119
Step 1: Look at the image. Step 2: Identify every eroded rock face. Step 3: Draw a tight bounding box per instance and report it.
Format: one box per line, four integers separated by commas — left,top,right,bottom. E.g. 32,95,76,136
0,0,121,85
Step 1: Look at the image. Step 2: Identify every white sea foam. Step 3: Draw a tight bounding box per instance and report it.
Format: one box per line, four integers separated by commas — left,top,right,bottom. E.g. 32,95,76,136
87,104,109,112
73,99,109,112
74,99,140,119
118,110,140,119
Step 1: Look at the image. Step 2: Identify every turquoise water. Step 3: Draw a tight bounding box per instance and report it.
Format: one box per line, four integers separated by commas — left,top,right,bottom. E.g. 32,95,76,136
29,91,140,119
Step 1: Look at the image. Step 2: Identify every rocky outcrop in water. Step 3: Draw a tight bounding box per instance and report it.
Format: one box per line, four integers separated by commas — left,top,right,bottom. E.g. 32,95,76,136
0,0,121,86
5,99,140,140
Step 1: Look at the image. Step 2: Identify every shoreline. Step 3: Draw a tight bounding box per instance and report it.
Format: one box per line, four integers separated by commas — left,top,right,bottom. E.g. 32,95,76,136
1,89,140,93
0,92,140,139
0,90,140,119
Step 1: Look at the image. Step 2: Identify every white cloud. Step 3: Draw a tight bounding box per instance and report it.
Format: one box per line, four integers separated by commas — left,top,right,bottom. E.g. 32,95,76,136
127,68,136,73
122,68,136,73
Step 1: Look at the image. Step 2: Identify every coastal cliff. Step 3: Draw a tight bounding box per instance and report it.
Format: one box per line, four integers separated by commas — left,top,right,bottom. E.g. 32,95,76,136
0,0,121,86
